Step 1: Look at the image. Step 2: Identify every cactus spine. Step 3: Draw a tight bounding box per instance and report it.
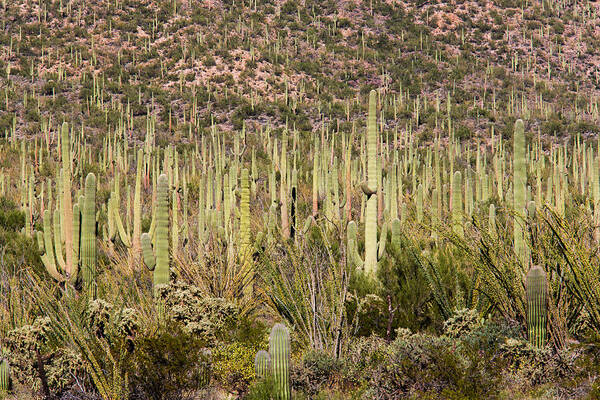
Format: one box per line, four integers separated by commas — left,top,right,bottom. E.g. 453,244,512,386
526,265,547,348
269,323,291,400
141,174,170,289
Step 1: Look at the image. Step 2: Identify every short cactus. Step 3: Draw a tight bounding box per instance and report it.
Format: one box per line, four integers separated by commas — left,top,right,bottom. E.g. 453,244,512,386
0,353,9,393
269,323,291,400
254,350,271,379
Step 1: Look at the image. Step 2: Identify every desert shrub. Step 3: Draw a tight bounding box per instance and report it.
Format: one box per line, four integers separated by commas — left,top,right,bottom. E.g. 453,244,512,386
443,308,482,338
292,349,343,396
211,341,258,393
155,283,239,340
4,317,86,397
365,332,504,399
130,322,210,400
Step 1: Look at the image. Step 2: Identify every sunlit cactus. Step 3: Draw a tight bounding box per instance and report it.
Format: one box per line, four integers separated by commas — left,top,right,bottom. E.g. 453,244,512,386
526,265,547,348
254,350,271,380
141,174,170,289
269,323,291,400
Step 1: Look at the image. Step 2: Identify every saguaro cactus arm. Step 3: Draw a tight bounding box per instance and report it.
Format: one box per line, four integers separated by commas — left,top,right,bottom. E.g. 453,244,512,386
141,233,156,271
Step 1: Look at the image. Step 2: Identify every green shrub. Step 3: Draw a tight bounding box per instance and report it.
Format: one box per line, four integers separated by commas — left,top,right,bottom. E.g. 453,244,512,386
129,322,209,400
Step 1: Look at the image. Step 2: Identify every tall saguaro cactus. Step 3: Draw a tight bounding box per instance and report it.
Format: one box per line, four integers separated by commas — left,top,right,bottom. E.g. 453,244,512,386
61,122,74,281
81,173,97,297
452,171,463,237
526,265,547,348
79,173,97,297
141,174,170,289
240,168,252,296
514,119,527,266
363,90,379,276
269,323,291,400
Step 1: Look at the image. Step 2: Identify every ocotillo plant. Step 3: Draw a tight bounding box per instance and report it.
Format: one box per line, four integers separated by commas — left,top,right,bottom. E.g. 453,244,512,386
141,174,170,289
526,265,547,348
269,323,291,400
254,350,271,379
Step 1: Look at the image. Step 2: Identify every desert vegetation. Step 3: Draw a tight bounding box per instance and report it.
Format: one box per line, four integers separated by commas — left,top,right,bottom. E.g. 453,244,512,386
2,0,600,399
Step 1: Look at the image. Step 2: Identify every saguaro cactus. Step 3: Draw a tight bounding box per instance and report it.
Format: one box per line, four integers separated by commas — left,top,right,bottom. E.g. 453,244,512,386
452,171,463,237
526,265,547,348
0,353,9,393
269,323,291,400
81,173,97,297
514,119,527,266
38,173,99,289
141,174,170,289
349,90,388,278
240,168,252,296
254,350,271,379
61,122,75,283
363,90,379,276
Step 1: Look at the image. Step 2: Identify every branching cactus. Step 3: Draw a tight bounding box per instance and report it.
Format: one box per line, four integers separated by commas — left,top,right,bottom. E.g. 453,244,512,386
38,201,80,284
526,265,547,348
254,350,271,380
269,323,291,400
141,174,170,289
362,90,380,276
352,90,387,278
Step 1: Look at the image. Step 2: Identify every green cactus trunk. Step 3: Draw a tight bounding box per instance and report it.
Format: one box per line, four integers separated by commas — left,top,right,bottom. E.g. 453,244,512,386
81,173,97,298
254,350,271,380
526,265,547,348
269,323,291,400
141,174,170,290
514,119,527,266
364,90,379,277
0,356,9,393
